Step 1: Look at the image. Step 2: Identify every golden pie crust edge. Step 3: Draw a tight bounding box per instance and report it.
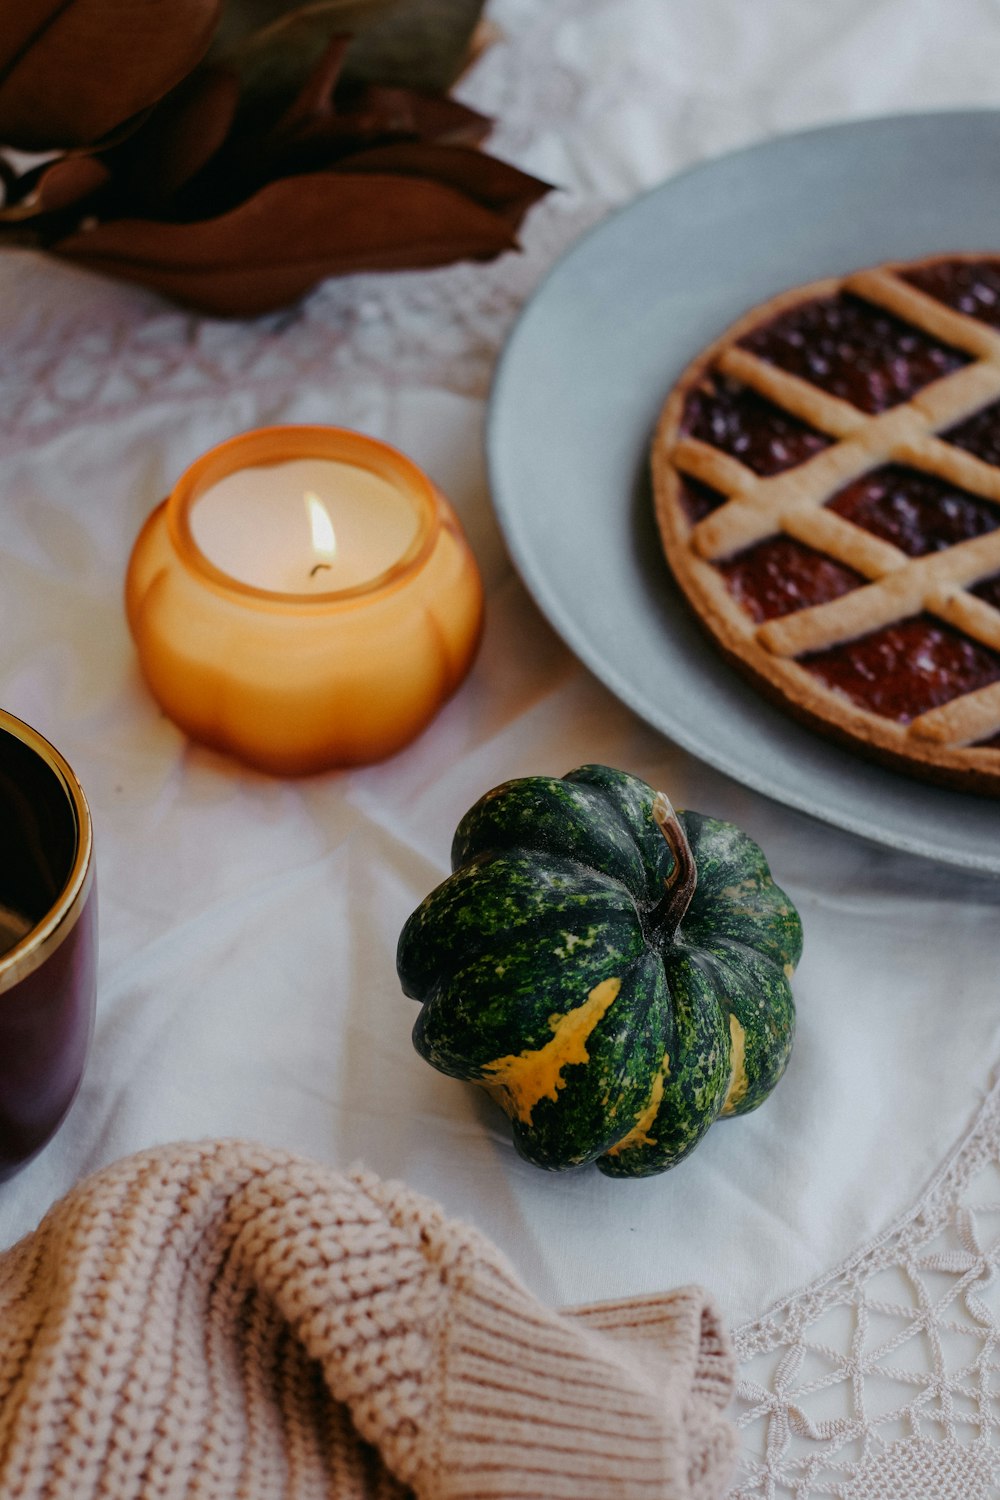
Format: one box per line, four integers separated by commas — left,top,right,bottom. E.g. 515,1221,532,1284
650,254,1000,796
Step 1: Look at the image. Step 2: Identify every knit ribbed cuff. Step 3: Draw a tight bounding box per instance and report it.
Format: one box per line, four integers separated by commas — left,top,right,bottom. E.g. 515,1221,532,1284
347,1169,738,1500
0,1141,737,1500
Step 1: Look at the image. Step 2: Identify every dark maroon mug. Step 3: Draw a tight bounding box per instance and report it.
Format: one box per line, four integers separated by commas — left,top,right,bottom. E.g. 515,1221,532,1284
0,710,96,1181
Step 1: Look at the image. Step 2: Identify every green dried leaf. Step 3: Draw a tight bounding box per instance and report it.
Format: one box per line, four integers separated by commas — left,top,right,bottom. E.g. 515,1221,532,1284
217,0,487,122
217,1,397,123
340,0,487,92
210,0,386,52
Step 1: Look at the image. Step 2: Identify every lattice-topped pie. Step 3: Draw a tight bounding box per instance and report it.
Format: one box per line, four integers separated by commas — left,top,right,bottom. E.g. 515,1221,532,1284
651,253,1000,794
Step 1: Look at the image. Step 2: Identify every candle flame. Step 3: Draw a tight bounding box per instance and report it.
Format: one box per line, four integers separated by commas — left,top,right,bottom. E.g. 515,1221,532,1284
304,491,336,562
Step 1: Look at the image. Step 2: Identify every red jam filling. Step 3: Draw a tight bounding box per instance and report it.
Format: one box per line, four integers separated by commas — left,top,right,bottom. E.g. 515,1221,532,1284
802,615,1000,723
903,258,1000,328
827,464,1000,556
968,574,1000,744
720,538,863,623
739,293,968,414
680,377,830,476
942,398,1000,466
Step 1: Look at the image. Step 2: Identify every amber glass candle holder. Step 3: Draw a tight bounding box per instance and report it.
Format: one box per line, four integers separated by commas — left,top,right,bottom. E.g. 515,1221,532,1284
0,710,97,1181
125,426,484,776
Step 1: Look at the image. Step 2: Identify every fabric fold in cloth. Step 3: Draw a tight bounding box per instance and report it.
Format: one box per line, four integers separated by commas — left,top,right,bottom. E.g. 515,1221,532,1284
0,1139,736,1499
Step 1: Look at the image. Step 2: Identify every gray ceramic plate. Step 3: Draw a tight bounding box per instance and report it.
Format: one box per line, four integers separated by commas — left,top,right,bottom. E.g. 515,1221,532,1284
487,112,1000,874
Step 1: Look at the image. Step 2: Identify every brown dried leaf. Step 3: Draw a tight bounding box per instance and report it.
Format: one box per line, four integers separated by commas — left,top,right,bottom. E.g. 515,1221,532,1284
262,83,491,177
0,154,110,222
103,66,241,212
53,168,520,315
0,0,224,150
175,38,493,217
347,86,490,145
336,143,550,226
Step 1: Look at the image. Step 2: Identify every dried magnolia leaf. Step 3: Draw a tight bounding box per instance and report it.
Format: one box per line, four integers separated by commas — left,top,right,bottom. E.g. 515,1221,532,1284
341,0,487,92
268,35,351,139
336,143,549,225
259,34,492,153
218,0,487,121
104,67,241,211
262,81,491,177
53,168,520,315
0,1,72,71
0,154,109,222
185,36,492,213
218,2,396,126
0,0,550,314
209,0,392,54
0,155,17,202
0,0,224,150
347,86,490,145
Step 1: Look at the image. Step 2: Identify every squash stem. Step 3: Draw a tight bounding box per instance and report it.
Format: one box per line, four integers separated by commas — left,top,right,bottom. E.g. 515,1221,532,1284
648,792,697,937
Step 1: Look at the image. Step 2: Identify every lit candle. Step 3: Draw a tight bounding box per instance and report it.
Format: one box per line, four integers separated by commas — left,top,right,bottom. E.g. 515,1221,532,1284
189,459,421,594
125,426,484,775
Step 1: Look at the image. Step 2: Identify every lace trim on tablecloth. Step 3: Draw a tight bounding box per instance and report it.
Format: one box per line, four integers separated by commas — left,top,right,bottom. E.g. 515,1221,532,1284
729,1077,1000,1499
0,195,605,457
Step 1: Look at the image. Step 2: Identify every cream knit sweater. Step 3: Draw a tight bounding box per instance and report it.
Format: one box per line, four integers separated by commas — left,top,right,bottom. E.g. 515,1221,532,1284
0,1140,737,1499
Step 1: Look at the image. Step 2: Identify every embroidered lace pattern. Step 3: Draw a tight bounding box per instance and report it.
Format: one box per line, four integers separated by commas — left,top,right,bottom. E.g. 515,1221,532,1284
729,1080,1000,1499
0,198,604,458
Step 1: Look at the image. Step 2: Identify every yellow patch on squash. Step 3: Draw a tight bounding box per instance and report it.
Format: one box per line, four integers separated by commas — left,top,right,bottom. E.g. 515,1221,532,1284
604,1053,671,1157
481,976,621,1126
718,878,761,918
720,1013,748,1116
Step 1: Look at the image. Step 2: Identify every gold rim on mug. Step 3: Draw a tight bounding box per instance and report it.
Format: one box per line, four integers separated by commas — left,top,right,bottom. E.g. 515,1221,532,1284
0,710,94,995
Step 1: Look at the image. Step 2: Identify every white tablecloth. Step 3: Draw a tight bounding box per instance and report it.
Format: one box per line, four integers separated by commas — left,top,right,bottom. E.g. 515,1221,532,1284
3,4,1000,1495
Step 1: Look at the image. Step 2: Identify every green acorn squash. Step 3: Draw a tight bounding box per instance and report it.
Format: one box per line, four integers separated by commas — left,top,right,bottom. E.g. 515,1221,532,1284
396,764,802,1176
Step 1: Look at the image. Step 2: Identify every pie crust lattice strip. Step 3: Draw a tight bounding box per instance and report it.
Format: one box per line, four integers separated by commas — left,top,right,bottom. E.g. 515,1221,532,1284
651,254,1000,795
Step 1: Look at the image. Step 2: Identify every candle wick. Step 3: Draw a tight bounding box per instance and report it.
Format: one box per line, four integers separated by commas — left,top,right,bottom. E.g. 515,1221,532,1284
309,563,332,578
